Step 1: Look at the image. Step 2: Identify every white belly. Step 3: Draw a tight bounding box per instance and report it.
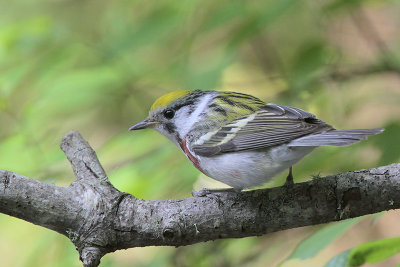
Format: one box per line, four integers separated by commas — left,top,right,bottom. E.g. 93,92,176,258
197,145,315,189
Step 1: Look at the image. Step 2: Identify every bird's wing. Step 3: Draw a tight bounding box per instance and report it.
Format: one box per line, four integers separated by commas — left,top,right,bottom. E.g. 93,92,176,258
191,104,333,156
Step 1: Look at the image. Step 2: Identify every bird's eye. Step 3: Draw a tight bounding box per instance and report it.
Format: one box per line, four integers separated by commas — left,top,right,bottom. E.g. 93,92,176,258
163,109,175,119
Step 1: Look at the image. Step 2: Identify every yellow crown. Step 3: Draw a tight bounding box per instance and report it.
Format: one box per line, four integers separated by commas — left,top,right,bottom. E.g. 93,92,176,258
151,90,191,110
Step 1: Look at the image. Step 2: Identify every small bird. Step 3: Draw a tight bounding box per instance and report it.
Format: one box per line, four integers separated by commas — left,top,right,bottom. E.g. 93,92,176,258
129,90,383,194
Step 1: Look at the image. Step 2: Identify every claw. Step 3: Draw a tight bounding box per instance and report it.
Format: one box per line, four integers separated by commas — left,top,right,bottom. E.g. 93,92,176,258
191,188,240,198
284,166,294,187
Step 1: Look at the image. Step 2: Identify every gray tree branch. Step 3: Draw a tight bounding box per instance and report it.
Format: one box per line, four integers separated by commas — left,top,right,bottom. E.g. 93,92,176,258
0,131,399,267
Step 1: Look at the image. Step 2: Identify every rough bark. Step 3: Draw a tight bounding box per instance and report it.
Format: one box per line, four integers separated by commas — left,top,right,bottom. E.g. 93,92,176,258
0,131,398,267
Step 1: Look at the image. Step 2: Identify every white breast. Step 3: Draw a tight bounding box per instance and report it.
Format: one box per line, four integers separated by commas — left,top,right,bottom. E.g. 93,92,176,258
197,145,315,189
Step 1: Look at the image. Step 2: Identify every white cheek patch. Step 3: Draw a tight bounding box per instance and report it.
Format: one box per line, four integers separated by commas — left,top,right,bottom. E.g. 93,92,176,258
174,94,213,139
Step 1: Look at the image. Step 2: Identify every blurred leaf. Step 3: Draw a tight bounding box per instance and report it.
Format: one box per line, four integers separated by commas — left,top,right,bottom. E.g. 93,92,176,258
0,134,37,172
0,63,31,96
199,2,246,32
228,0,298,49
32,66,122,114
348,237,400,266
324,0,370,12
0,0,398,266
289,218,359,260
325,249,351,267
371,122,400,165
184,51,233,88
0,15,52,55
290,42,327,90
106,4,183,55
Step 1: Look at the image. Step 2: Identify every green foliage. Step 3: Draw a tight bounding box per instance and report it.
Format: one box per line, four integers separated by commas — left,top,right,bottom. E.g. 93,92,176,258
289,218,359,260
325,249,351,267
0,0,398,266
348,237,400,266
372,122,400,165
325,237,400,267
290,42,328,91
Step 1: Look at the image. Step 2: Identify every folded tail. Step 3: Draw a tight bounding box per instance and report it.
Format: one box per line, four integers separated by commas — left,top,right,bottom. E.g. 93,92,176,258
288,128,384,147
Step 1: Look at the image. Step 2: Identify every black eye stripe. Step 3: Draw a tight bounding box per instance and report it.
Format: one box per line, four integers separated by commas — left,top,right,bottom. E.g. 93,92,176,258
160,90,207,119
173,100,194,111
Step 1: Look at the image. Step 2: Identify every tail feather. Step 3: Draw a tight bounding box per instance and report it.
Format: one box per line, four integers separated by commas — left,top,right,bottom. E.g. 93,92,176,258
288,128,384,147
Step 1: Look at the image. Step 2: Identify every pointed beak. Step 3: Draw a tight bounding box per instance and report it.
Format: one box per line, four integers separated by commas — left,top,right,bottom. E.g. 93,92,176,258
129,119,158,131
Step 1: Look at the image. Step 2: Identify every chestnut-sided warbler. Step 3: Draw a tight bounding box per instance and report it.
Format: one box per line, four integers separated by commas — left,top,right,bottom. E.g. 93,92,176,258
130,90,383,192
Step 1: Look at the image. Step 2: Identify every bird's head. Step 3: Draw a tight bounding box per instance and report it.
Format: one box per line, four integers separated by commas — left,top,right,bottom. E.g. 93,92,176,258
129,90,210,145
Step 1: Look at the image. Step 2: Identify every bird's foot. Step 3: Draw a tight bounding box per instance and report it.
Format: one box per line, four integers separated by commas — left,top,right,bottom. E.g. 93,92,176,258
191,188,240,198
284,166,294,187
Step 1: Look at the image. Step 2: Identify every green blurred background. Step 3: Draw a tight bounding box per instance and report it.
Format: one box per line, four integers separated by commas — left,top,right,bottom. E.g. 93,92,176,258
1,0,400,266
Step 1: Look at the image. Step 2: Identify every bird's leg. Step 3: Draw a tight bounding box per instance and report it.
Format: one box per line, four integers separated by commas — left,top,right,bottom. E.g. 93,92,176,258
284,166,294,186
192,188,241,198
